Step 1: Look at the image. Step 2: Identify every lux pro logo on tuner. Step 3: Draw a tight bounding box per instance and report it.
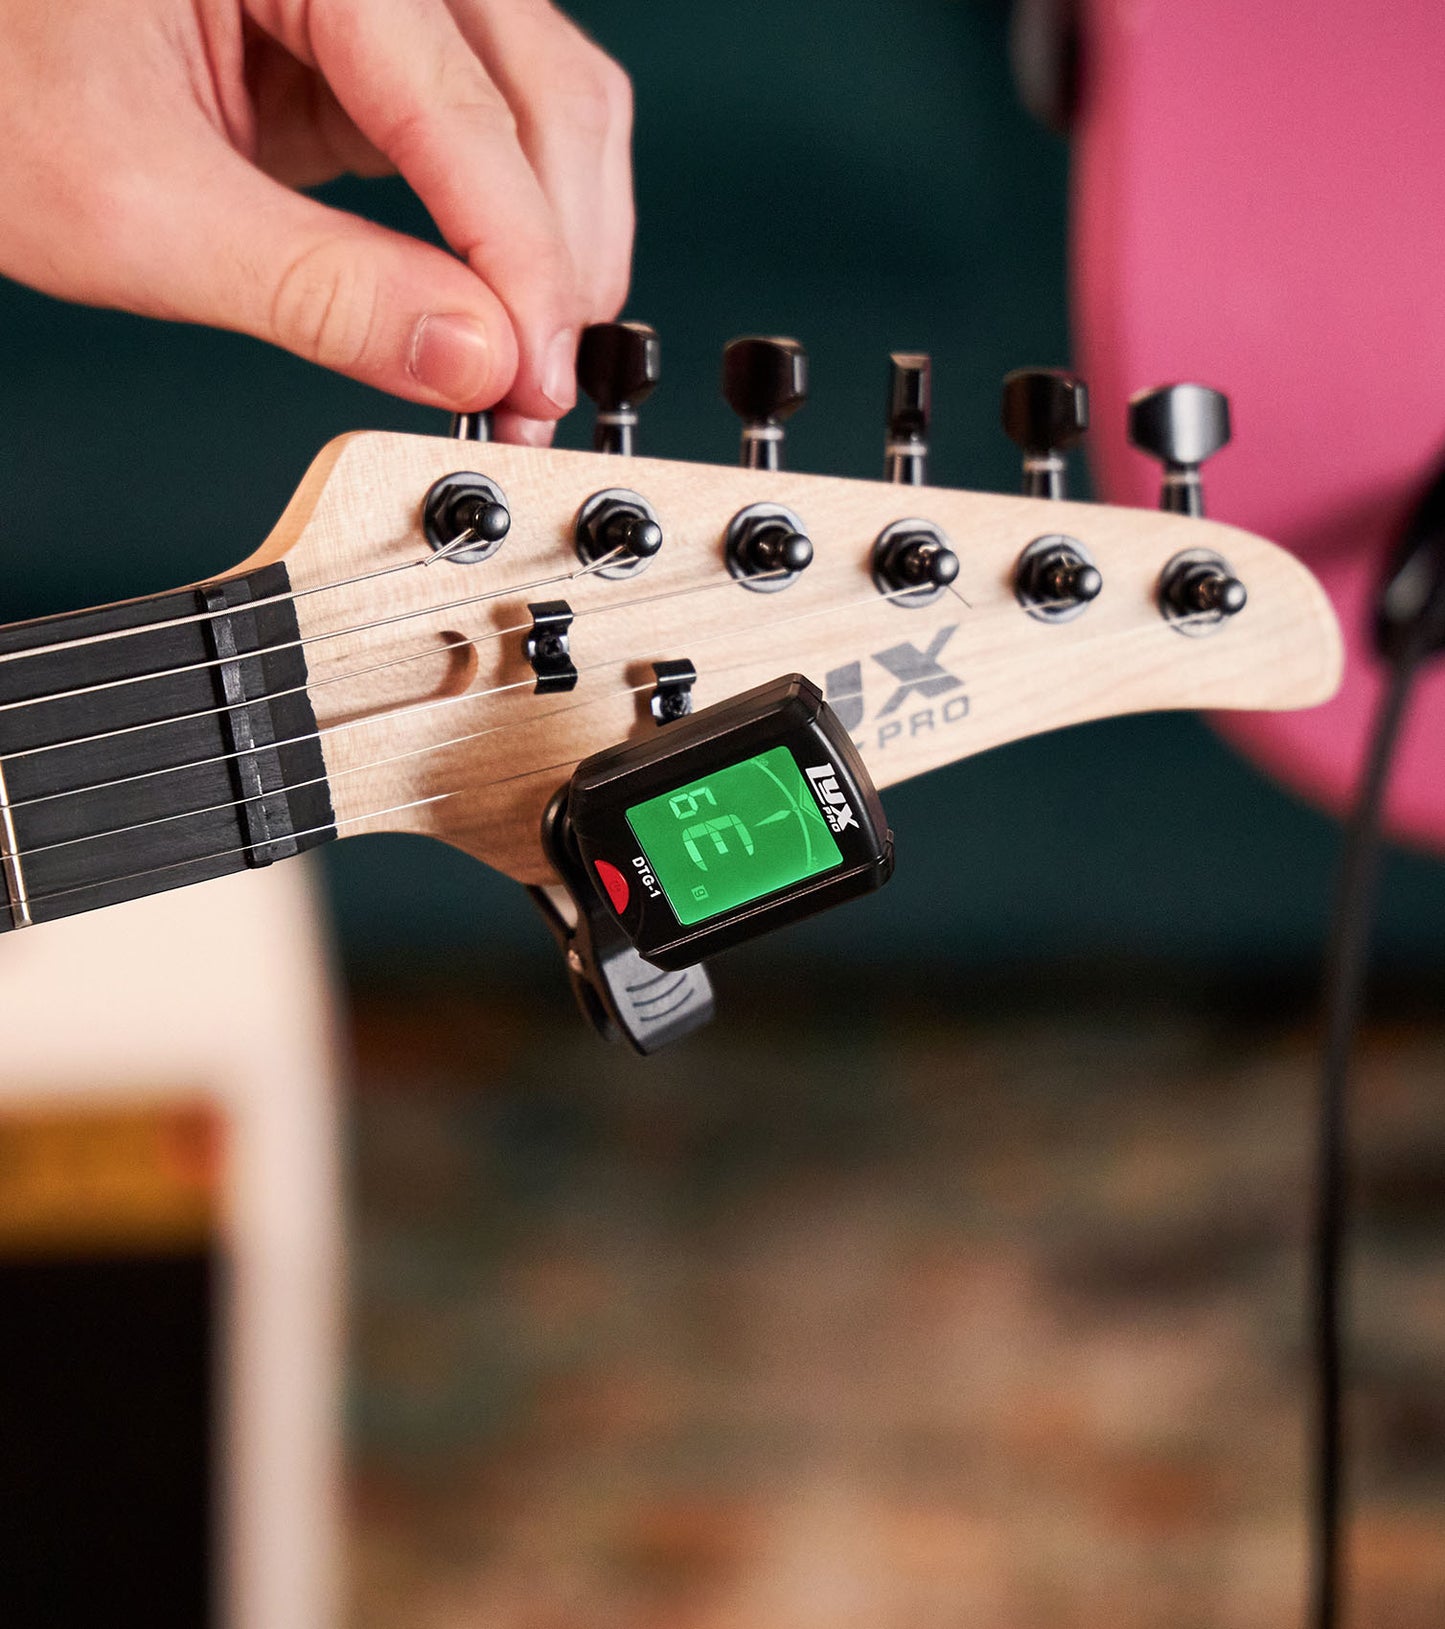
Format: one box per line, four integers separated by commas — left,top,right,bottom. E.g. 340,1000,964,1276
824,623,969,752
804,764,859,833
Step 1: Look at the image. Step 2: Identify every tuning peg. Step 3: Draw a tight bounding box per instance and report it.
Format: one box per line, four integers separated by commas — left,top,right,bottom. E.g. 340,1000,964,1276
1001,368,1089,499
578,321,661,455
726,503,814,590
1127,383,1231,517
450,409,492,442
1015,535,1103,620
885,353,931,485
575,487,664,579
872,522,959,604
722,336,807,470
1159,550,1247,626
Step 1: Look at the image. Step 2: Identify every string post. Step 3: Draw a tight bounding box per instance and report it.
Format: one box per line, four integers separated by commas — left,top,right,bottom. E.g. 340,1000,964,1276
422,472,511,565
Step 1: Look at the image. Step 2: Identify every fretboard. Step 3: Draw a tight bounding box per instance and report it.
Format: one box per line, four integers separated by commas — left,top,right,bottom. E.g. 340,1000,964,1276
0,563,335,930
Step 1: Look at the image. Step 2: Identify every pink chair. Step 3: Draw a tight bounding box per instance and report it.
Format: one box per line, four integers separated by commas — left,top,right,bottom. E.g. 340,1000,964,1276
1072,0,1445,848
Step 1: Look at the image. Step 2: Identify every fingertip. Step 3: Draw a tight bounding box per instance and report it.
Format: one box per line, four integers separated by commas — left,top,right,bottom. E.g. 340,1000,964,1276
492,411,557,448
541,328,579,413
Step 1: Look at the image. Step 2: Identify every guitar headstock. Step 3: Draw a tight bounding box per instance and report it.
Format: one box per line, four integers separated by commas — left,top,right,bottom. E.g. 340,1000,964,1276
240,344,1342,889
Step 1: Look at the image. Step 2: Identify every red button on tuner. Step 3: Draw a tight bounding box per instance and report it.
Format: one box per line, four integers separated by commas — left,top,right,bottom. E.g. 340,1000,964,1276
594,859,630,914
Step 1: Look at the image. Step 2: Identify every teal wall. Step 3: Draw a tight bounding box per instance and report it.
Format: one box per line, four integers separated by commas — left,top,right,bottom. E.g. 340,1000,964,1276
2,0,1442,978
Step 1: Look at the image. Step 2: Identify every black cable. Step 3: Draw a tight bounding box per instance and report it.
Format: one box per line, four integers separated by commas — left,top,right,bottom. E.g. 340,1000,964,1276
1310,635,1428,1629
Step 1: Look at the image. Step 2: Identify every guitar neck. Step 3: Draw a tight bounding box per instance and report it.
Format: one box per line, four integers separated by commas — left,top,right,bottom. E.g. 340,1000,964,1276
0,564,335,931
0,428,1344,936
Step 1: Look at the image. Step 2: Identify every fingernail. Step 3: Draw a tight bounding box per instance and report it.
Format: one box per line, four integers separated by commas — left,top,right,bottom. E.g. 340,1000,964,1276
541,329,578,412
409,313,493,405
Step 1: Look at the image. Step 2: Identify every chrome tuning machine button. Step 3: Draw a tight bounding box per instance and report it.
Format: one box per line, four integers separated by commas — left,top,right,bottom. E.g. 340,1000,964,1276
1128,382,1231,517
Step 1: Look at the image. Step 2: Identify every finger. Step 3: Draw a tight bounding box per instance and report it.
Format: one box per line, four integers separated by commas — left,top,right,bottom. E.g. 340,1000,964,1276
113,143,518,409
282,0,586,420
492,410,556,447
445,0,635,322
247,41,393,189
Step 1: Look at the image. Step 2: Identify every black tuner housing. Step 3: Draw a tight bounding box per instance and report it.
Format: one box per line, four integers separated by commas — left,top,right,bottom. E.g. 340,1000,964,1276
872,520,960,606
578,320,661,456
726,503,814,592
421,471,511,564
531,790,715,1055
450,409,492,442
722,336,807,470
1000,367,1089,499
1128,383,1231,517
575,487,664,580
1014,534,1103,622
1158,548,1247,633
886,352,931,485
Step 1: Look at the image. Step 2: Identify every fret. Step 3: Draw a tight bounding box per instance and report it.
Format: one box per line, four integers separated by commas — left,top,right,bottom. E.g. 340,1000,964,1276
0,563,335,929
0,750,32,928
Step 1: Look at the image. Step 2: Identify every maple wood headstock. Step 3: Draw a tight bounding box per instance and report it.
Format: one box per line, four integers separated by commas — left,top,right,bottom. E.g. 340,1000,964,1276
241,428,1342,888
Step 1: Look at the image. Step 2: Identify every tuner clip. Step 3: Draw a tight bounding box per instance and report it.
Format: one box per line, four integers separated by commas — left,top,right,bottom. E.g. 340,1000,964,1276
530,792,715,1054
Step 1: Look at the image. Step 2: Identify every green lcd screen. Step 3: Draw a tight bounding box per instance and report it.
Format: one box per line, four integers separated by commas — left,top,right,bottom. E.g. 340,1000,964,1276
625,745,844,926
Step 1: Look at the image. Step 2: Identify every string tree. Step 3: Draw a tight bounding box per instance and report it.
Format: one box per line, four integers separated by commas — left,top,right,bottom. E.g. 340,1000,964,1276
649,660,698,725
524,601,578,692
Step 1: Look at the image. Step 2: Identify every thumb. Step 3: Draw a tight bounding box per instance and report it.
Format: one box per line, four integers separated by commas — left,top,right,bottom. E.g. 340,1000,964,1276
133,148,519,409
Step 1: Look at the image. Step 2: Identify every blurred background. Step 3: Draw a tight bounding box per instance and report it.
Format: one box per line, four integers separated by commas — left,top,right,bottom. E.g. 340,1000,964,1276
1,1,1443,1626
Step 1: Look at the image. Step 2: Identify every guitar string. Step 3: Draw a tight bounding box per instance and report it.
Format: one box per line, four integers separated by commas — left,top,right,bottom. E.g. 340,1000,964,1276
0,538,698,763
3,563,1224,821
0,538,635,720
2,588,1229,831
0,507,541,669
0,562,806,812
0,532,1208,772
4,601,1226,871
9,790,470,914
11,677,655,863
6,568,932,823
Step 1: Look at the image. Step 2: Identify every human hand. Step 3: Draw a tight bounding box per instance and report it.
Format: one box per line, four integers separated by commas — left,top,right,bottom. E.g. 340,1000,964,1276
0,0,634,442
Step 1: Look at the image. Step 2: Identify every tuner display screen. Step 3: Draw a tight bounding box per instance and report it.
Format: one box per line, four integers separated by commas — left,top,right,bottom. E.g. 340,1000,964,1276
626,745,843,926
